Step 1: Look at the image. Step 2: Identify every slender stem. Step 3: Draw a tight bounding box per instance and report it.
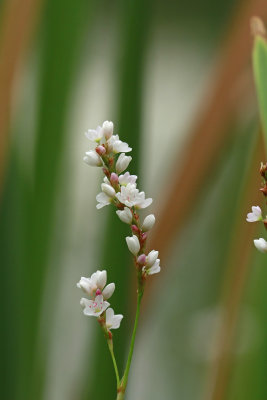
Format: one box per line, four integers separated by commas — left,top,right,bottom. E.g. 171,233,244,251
119,288,143,395
107,339,120,388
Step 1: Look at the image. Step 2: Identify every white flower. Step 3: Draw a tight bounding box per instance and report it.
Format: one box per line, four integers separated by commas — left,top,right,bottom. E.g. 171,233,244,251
143,258,161,275
80,295,109,317
116,207,132,224
102,120,114,140
146,250,159,266
116,183,152,209
119,172,137,186
101,183,116,198
246,206,262,222
77,270,107,297
107,135,132,153
254,238,267,253
96,192,113,209
83,151,102,167
106,308,123,329
102,283,115,300
85,126,103,143
116,153,132,174
126,235,140,255
142,214,155,231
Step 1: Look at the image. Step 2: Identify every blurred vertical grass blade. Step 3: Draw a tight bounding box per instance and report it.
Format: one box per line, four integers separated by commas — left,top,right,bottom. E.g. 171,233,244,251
206,129,263,400
252,21,267,152
0,154,30,400
19,0,91,398
82,0,151,399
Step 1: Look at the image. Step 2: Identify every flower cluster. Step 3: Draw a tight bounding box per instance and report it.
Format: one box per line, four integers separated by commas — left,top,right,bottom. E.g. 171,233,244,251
77,270,123,329
83,120,161,278
246,162,267,253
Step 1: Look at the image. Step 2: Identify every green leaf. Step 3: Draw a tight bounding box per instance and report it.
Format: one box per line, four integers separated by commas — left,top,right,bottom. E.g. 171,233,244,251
253,36,267,152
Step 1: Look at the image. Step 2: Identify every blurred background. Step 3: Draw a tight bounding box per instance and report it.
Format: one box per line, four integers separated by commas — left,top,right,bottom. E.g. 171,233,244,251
1,0,267,399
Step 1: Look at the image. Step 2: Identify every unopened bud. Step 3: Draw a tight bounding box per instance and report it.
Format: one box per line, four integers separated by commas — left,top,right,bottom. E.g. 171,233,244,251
101,183,116,198
141,232,148,241
126,235,140,255
102,120,114,140
110,172,119,185
142,214,155,231
131,225,139,233
137,254,146,265
96,145,106,155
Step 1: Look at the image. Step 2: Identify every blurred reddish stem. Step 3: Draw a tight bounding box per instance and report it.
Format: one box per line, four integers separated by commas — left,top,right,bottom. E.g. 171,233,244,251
149,0,267,260
0,0,42,198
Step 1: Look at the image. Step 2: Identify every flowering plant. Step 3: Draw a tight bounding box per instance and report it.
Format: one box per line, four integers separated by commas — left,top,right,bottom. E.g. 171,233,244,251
77,121,161,399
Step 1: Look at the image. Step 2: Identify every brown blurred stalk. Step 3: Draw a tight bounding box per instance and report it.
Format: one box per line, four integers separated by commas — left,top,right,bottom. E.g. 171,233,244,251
0,0,42,197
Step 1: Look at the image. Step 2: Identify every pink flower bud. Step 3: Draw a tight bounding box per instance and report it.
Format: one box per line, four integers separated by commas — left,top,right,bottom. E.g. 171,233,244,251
131,225,139,233
141,232,148,241
96,145,106,155
110,172,119,185
137,254,146,265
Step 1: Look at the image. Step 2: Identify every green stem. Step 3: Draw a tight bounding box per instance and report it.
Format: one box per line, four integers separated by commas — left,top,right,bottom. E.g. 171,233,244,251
117,288,144,398
107,339,120,388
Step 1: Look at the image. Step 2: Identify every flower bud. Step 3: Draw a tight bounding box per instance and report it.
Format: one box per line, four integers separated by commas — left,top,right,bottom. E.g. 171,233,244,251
254,238,267,253
116,207,132,224
131,224,139,233
110,172,119,185
102,283,115,299
84,151,102,167
137,254,146,265
146,250,159,267
116,153,132,174
101,183,116,198
126,235,140,255
102,120,114,140
96,270,107,290
96,145,106,155
142,214,155,231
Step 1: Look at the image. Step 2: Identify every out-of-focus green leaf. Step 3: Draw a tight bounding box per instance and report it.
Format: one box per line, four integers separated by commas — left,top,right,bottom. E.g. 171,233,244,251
253,36,267,151
16,1,92,399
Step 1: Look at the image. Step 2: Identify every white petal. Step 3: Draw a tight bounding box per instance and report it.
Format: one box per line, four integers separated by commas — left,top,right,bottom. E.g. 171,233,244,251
110,314,123,329
147,259,161,275
146,250,159,267
135,197,153,209
116,207,132,224
254,238,267,253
